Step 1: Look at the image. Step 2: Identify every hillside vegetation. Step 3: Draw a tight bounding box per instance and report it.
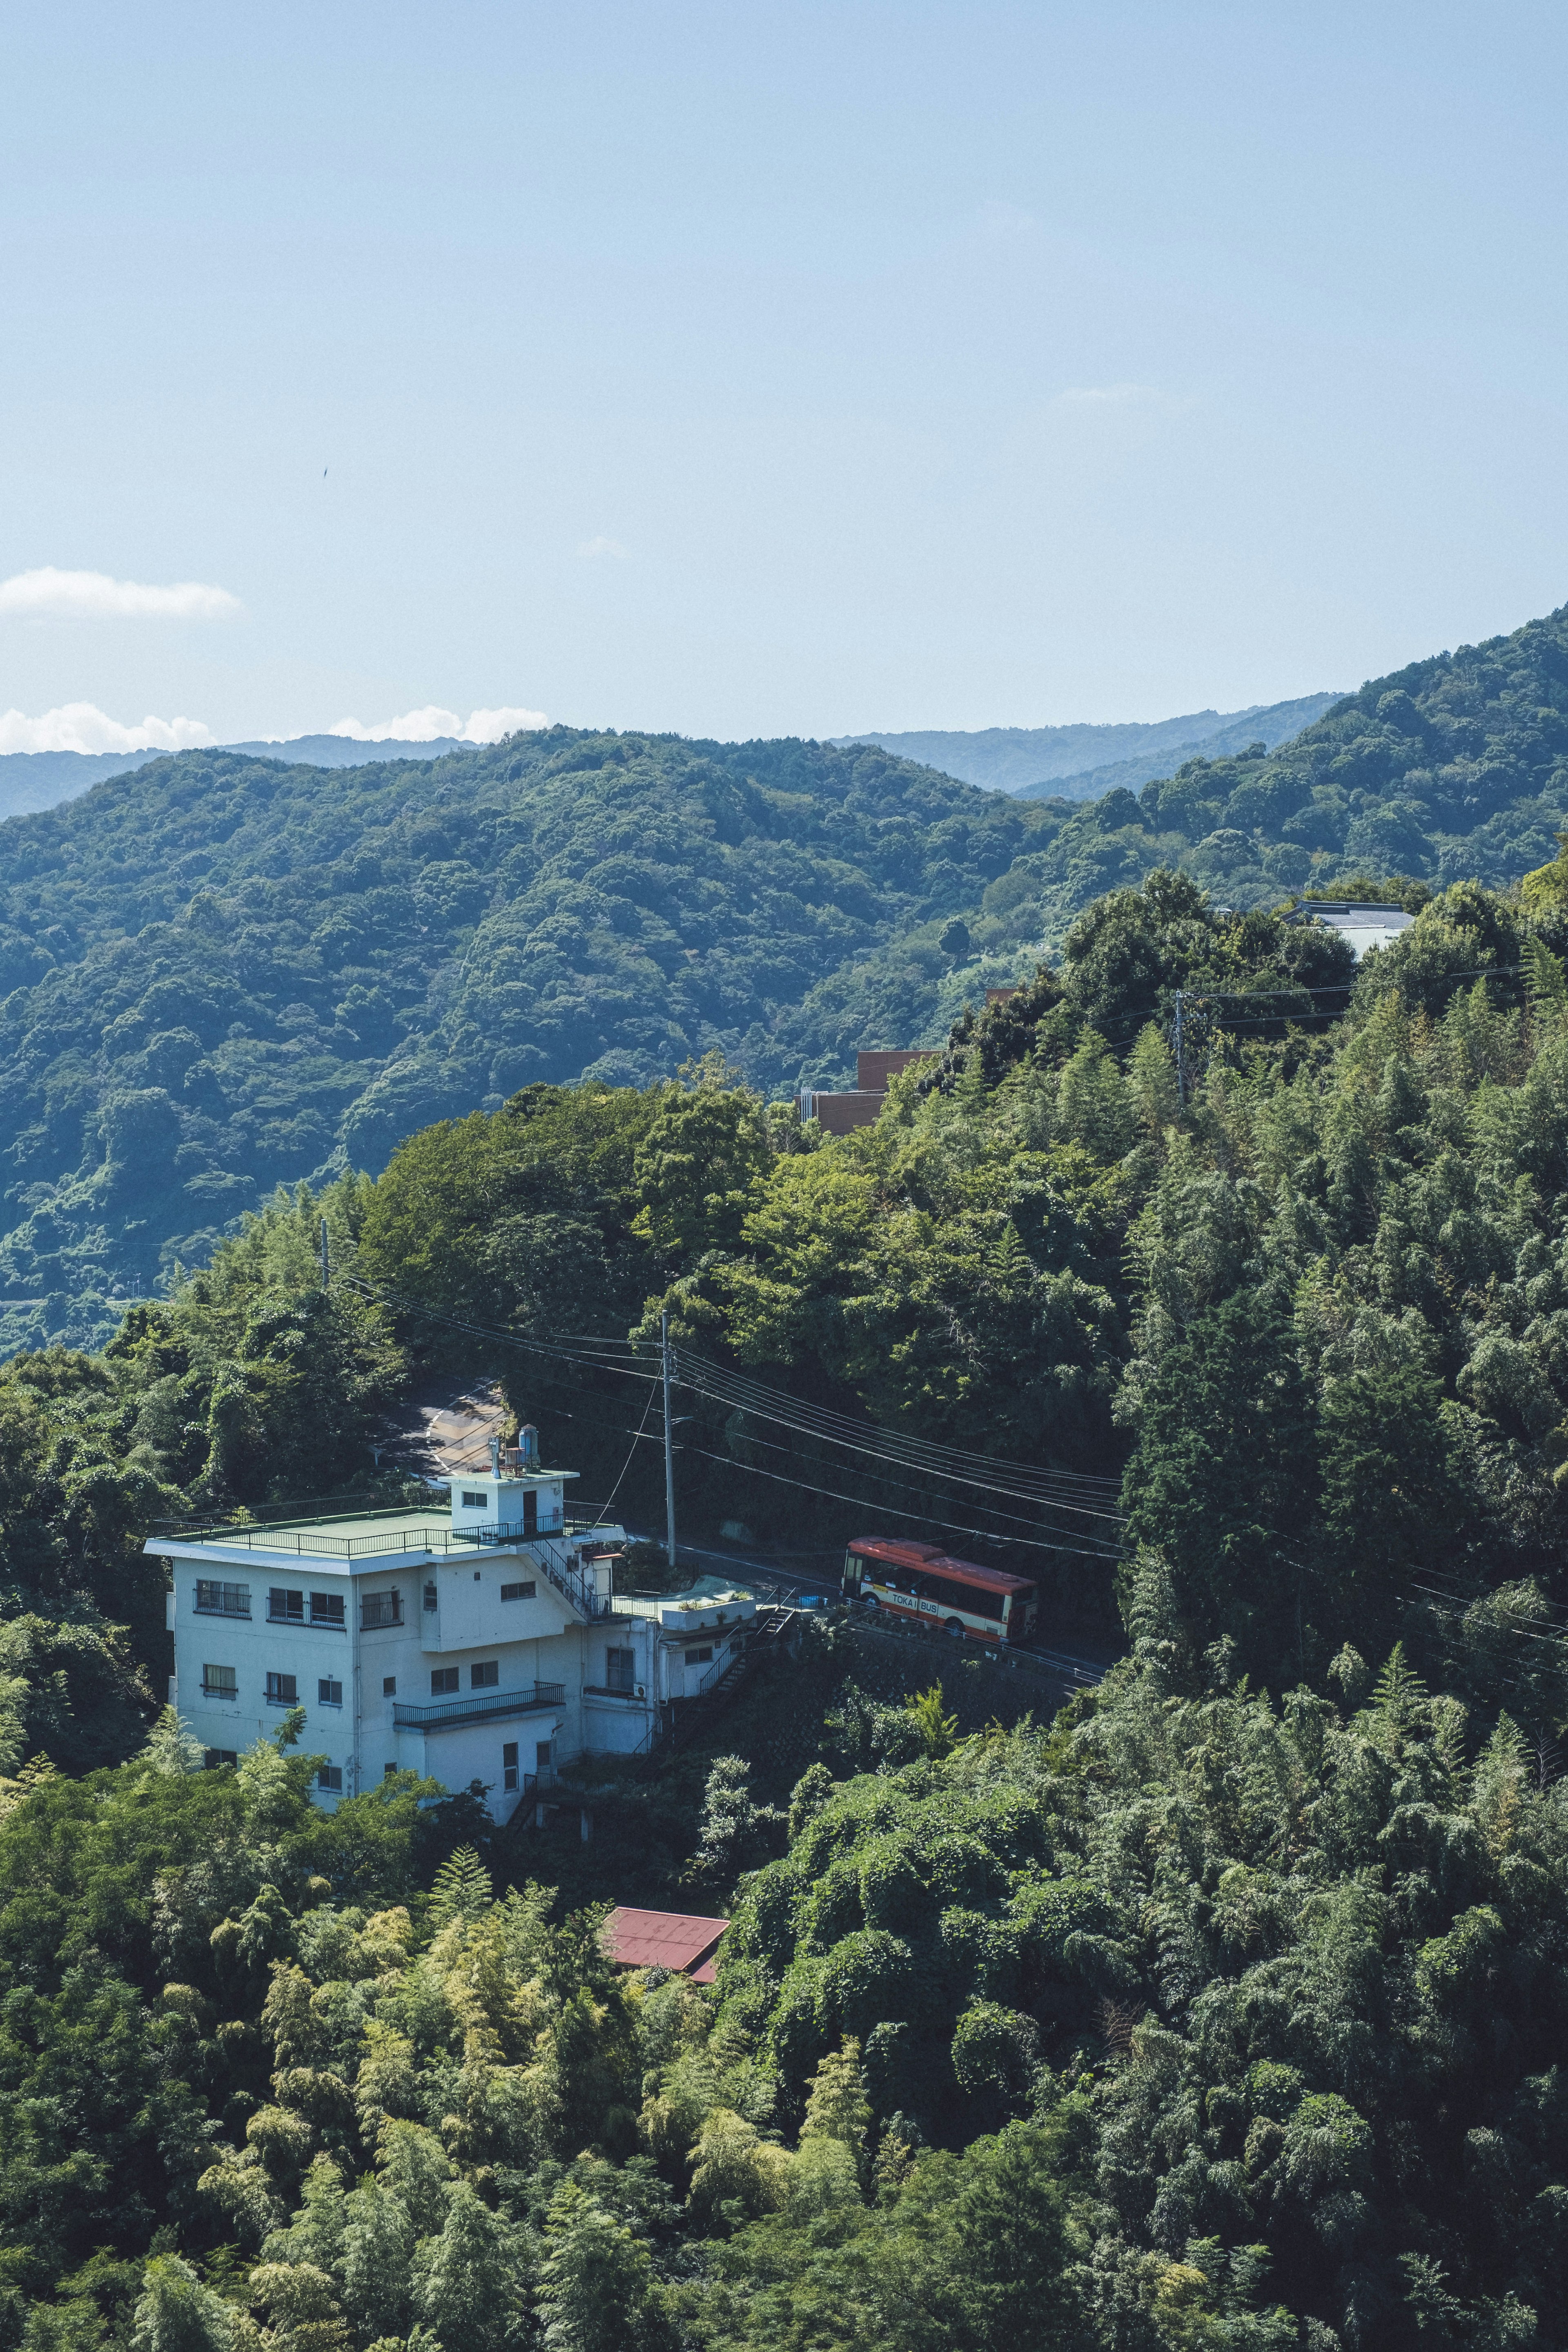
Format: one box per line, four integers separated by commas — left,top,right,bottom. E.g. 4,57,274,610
7,603,1568,1354
0,734,1052,1352
9,867,1568,2342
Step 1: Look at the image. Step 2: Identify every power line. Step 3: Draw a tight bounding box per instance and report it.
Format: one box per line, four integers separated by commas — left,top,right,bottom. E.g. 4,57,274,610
675,1438,1123,1565
677,1346,1124,1505
684,1364,1125,1532
699,1412,1125,1557
343,1274,1127,1516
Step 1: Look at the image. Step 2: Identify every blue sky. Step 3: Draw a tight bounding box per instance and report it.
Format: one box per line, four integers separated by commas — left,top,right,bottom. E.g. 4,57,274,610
3,0,1566,749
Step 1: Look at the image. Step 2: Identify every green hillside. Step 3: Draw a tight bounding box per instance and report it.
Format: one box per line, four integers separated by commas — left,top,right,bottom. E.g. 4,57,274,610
10,870,1568,2348
777,600,1568,1072
0,733,1054,1352
7,601,1568,1355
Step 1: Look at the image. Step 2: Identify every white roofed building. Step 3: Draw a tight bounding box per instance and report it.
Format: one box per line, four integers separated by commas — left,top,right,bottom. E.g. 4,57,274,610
149,1431,759,1819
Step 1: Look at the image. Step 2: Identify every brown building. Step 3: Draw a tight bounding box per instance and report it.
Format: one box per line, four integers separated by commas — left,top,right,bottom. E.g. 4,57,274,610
799,1047,939,1132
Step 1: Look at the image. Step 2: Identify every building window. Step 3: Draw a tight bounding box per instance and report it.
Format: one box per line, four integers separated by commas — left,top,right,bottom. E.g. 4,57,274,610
203,1748,238,1769
383,1675,396,1697
501,1581,536,1601
503,1740,519,1791
265,1672,298,1706
361,1591,403,1629
430,1667,459,1695
318,1678,343,1707
310,1592,345,1628
269,1588,304,1623
535,1740,552,1771
684,1646,714,1666
471,1660,499,1689
195,1580,249,1617
460,1489,487,1510
202,1666,237,1699
605,1646,635,1694
384,1763,398,1779
317,1765,343,1792
423,1581,438,1612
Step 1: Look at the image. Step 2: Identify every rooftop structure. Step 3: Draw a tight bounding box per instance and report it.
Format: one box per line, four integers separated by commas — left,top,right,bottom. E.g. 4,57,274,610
800,1046,938,1132
1289,900,1415,960
149,1448,760,1820
603,1906,729,1982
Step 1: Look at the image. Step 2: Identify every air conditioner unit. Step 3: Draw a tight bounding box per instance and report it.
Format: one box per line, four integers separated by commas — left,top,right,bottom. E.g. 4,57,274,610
635,1684,645,1699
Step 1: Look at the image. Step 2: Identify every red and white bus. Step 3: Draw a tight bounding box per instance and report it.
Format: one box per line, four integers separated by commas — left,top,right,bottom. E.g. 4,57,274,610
841,1537,1038,1645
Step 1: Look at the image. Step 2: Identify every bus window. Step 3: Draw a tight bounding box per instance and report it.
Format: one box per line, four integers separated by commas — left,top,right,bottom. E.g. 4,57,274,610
842,1551,862,1593
927,1572,1004,1621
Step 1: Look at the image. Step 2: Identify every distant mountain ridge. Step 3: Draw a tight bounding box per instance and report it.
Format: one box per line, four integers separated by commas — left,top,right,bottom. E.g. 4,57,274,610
0,702,1340,824
841,691,1343,795
0,735,476,822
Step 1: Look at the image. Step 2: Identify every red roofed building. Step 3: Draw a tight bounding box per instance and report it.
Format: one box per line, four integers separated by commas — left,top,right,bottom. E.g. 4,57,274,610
603,1906,728,1980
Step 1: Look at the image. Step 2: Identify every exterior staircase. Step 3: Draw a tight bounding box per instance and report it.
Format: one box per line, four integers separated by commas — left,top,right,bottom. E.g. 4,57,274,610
636,1603,797,1771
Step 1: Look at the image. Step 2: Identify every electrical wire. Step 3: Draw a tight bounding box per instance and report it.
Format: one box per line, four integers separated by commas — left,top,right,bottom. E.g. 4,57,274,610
597,1378,659,1518
675,1438,1123,1564
684,1365,1126,1528
343,1274,1127,1515
677,1346,1124,1504
700,1412,1126,1557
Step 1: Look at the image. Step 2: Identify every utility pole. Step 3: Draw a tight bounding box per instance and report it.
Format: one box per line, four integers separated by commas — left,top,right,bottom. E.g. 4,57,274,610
320,1217,331,1289
1172,990,1187,1108
661,1309,677,1572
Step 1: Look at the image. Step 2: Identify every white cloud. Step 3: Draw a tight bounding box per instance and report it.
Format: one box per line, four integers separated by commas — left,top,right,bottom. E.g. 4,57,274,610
578,536,628,560
329,704,549,744
330,706,465,742
0,567,242,621
0,704,216,755
464,706,550,741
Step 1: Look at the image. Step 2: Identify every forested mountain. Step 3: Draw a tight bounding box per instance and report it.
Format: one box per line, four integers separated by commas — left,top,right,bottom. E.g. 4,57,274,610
7,600,1568,1358
0,737,479,823
0,734,1054,1353
12,867,1568,2345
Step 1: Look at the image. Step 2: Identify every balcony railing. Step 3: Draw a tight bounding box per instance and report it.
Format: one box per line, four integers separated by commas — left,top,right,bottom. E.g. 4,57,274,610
392,1682,566,1733
157,1510,601,1563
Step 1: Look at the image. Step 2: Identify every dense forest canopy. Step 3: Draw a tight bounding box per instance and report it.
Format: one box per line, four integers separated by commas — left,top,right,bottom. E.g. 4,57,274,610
0,732,1058,1354
10,858,1568,2343
7,599,1568,1355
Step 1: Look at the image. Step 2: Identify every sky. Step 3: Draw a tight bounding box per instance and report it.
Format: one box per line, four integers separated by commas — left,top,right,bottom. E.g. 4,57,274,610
3,0,1568,750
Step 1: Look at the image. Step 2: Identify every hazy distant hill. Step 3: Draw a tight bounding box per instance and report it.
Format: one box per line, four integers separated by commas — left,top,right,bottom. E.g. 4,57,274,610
0,748,165,821
843,691,1343,795
224,733,470,766
0,734,475,822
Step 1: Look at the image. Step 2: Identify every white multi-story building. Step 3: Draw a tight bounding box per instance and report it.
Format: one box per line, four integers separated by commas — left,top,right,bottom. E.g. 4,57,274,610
150,1437,757,1818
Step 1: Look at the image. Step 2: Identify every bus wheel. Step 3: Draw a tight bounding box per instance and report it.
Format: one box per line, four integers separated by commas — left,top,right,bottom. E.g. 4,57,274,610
944,1617,964,1639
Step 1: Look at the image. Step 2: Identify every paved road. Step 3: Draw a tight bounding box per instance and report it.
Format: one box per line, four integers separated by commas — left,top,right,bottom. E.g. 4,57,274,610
628,1528,1119,1691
